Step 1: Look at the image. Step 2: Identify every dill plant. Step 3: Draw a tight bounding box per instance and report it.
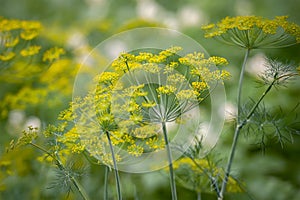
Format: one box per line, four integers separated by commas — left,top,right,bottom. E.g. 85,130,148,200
172,137,243,200
202,15,300,199
0,16,70,121
70,46,230,200
8,126,90,200
1,16,88,199
11,45,229,199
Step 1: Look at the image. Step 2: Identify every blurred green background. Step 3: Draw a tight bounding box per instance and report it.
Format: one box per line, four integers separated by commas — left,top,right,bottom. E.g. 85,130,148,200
0,0,300,199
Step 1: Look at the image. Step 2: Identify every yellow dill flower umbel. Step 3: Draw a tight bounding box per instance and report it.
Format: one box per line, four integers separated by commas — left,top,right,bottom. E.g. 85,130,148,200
156,85,177,95
42,47,65,62
173,157,243,194
0,52,15,61
127,143,144,157
4,35,19,47
20,45,41,57
192,81,208,91
20,29,40,40
201,15,300,49
98,72,120,84
69,46,232,168
208,56,229,66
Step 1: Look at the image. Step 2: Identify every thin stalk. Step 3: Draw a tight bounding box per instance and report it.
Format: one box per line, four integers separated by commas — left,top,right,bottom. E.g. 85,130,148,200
245,79,275,120
162,121,177,200
197,192,201,200
29,142,90,200
105,131,122,200
71,176,90,200
219,49,250,199
219,122,243,200
104,166,109,200
219,50,283,199
237,49,250,123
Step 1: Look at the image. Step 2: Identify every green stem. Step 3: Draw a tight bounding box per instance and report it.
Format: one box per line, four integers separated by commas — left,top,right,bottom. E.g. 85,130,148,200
237,49,250,123
219,122,243,200
219,49,250,199
105,131,122,200
104,166,109,200
162,121,177,200
70,176,90,200
197,192,201,200
219,79,277,199
219,49,283,199
29,142,90,200
245,79,276,120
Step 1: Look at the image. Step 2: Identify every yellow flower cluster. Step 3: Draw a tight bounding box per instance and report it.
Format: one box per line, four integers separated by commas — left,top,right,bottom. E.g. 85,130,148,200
59,89,151,166
178,52,230,85
111,46,183,73
3,35,19,47
123,84,147,98
0,87,47,114
57,127,85,154
107,46,230,126
0,58,79,119
20,29,40,41
98,113,116,130
179,52,228,67
208,56,229,66
0,16,42,39
156,85,177,95
0,52,15,61
98,72,120,84
42,47,65,62
0,17,74,122
192,81,208,91
202,16,300,48
176,89,199,101
166,73,186,85
0,17,43,62
129,113,143,123
142,101,156,108
126,143,144,157
131,125,160,139
164,61,179,74
38,46,230,168
173,157,243,193
135,52,154,62
20,45,41,57
15,126,38,146
145,136,165,150
101,153,121,166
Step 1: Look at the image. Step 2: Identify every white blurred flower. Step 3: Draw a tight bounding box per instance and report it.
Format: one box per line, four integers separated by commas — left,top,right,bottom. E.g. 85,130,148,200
8,110,25,127
136,0,160,20
67,32,88,50
246,53,267,75
85,0,106,6
104,40,127,59
235,0,253,15
220,102,237,121
163,16,179,29
178,6,205,27
85,0,109,19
